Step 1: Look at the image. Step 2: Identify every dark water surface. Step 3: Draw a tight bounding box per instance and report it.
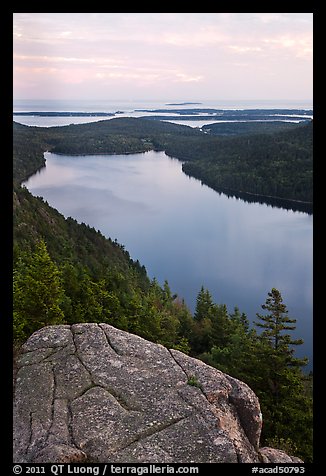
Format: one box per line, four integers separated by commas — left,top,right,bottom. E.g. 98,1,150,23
24,151,313,369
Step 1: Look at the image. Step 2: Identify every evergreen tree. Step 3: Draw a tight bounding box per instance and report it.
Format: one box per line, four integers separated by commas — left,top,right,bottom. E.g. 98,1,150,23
209,303,232,348
254,287,308,370
194,286,214,321
200,306,261,386
254,288,312,461
13,240,65,340
190,287,214,354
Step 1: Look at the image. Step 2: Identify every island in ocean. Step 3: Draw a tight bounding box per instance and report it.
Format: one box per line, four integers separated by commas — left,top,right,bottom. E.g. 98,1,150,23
165,102,203,105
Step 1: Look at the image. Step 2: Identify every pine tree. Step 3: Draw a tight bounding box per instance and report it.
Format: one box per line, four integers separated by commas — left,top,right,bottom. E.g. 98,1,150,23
254,287,307,367
13,239,65,340
194,286,214,321
254,288,312,461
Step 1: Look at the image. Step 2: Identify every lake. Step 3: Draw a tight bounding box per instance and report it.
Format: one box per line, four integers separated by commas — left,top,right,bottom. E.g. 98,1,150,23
23,150,313,369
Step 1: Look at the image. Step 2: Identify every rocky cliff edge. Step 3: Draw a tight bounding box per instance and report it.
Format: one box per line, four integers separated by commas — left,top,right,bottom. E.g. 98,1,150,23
13,323,303,463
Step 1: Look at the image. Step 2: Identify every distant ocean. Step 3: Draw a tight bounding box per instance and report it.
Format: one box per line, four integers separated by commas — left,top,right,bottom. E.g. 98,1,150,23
13,98,313,128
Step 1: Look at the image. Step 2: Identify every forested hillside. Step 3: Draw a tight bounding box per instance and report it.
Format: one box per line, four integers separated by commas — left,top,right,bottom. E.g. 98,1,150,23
13,119,202,352
13,118,313,460
181,121,312,209
14,117,312,209
201,120,302,136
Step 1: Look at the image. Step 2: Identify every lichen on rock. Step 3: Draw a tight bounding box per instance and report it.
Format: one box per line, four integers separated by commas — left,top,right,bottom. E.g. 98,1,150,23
13,323,303,463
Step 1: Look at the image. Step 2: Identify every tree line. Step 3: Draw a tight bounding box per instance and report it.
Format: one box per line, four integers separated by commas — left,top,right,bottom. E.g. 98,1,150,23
14,118,312,208
13,118,313,461
13,237,313,460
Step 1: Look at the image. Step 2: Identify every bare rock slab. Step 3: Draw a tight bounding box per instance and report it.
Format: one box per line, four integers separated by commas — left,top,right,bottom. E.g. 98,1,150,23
13,324,302,463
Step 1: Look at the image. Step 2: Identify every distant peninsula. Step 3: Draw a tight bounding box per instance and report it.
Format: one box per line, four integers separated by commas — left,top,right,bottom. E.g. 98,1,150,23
13,111,116,117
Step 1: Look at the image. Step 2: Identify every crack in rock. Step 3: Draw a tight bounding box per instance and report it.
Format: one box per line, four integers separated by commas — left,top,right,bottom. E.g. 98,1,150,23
14,324,302,464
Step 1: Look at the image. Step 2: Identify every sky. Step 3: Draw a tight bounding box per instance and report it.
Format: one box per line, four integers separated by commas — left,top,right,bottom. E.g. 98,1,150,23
13,13,313,102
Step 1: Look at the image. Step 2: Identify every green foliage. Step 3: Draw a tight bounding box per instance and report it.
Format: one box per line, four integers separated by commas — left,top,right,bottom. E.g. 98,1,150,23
14,145,194,350
264,437,298,458
13,123,48,185
194,286,214,321
13,240,65,340
194,287,312,462
12,118,312,462
252,289,312,461
181,122,313,208
201,121,302,136
13,118,312,210
187,375,203,390
254,287,307,366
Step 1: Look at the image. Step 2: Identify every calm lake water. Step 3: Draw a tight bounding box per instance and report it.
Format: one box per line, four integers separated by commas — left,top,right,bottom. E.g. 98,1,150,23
24,151,313,369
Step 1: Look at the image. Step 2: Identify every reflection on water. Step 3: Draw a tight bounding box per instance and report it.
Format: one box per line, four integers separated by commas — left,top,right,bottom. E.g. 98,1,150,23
24,150,313,369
